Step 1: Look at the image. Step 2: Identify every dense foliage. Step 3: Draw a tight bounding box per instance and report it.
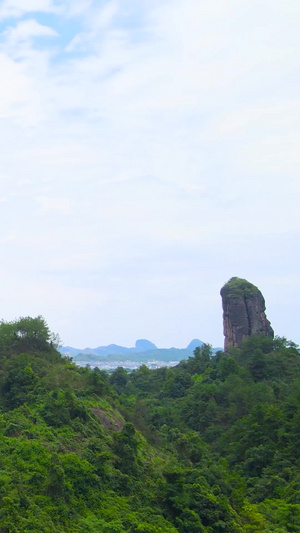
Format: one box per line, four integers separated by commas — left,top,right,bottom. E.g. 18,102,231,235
221,277,260,298
0,317,300,532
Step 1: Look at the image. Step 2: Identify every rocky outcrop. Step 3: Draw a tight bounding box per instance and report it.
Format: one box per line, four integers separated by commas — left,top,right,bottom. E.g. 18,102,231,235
220,277,274,351
135,339,157,351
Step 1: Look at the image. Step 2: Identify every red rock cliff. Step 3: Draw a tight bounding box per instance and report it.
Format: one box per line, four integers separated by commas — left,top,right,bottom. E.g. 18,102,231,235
220,277,274,351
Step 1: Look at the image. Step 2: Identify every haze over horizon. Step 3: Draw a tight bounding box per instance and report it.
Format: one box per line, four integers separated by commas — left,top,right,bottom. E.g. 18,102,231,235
0,1,299,348
62,337,211,351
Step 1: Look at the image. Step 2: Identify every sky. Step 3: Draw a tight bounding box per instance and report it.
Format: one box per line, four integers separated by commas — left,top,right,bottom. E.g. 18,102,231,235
0,0,299,349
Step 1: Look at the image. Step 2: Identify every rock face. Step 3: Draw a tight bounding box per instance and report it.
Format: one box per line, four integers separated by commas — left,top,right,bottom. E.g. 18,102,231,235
135,339,157,351
220,277,274,351
186,339,204,351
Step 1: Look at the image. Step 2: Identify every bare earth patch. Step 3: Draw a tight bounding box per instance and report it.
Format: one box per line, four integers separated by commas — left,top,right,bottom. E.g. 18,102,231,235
91,407,124,431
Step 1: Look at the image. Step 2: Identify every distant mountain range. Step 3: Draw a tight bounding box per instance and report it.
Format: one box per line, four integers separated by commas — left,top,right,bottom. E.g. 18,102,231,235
59,339,223,363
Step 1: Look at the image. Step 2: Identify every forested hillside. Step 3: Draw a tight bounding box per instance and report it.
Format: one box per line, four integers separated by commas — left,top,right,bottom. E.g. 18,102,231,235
0,316,300,531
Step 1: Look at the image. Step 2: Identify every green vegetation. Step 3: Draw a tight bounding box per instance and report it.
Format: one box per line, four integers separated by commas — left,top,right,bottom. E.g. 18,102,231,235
0,316,300,531
222,277,260,298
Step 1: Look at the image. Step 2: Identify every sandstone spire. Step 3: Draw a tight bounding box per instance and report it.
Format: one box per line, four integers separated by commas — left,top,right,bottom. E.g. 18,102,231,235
220,277,274,351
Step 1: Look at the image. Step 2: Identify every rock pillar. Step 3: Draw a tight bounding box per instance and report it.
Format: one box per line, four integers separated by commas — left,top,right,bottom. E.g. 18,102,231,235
220,277,274,351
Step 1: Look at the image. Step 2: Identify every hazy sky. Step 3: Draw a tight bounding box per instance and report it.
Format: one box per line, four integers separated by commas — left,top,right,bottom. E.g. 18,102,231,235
0,0,299,348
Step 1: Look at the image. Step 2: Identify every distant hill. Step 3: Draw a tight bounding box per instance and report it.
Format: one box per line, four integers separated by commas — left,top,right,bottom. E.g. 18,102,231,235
60,338,222,363
135,339,157,351
60,339,158,358
186,338,205,351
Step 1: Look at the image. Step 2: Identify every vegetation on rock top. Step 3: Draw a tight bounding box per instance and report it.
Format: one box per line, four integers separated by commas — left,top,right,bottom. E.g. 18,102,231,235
221,277,261,299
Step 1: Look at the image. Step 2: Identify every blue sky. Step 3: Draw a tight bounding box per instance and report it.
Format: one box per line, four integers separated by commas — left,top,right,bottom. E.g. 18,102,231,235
0,0,299,348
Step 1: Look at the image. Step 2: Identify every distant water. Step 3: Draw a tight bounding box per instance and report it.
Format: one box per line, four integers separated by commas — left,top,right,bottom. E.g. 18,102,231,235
77,359,179,372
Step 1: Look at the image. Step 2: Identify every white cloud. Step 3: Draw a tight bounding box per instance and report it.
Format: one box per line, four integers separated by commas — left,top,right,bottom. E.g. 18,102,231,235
92,0,118,30
36,196,72,215
0,0,60,19
66,0,93,18
4,19,58,46
65,1,119,52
